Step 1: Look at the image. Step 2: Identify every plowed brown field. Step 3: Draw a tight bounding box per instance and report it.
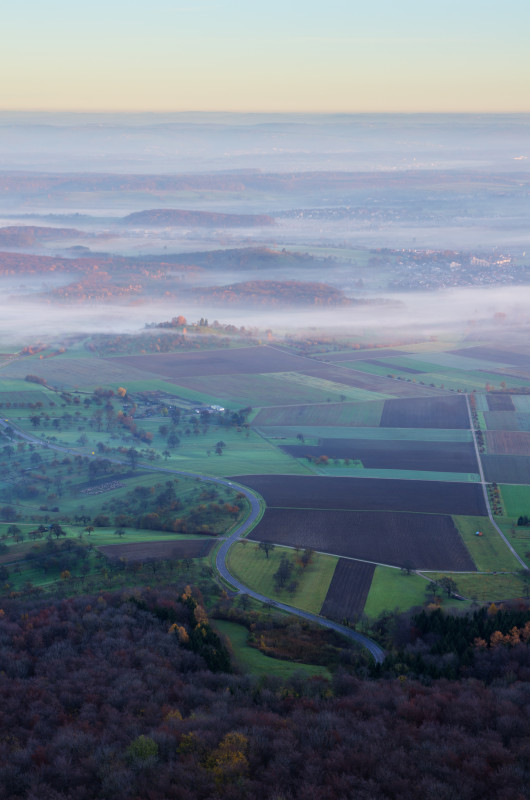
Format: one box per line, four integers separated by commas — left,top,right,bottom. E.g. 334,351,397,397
231,475,486,515
380,395,469,428
250,508,475,571
320,559,375,620
98,538,215,561
485,430,530,455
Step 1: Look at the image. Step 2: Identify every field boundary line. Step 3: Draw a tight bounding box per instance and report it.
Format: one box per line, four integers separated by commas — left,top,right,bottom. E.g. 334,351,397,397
242,539,404,570
465,393,528,570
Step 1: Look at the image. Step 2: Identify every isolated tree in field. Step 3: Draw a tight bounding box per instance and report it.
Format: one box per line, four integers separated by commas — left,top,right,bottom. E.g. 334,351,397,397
167,432,180,449
127,447,139,470
401,559,416,575
273,554,293,589
438,576,458,598
50,523,66,539
114,528,126,538
258,541,275,559
301,548,314,569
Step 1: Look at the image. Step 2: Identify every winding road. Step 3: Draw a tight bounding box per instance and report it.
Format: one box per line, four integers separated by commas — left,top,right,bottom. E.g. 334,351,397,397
0,417,386,663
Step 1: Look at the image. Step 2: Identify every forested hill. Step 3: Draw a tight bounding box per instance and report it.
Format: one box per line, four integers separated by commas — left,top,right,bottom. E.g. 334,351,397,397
0,226,91,247
192,279,354,307
121,209,274,227
0,588,529,800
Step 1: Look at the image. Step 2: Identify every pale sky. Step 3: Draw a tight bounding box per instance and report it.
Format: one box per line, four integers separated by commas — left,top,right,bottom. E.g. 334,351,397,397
2,0,529,112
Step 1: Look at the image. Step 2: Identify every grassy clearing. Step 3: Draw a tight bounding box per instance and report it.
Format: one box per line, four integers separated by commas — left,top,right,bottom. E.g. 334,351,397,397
426,572,529,603
500,484,530,518
154,427,311,477
0,523,199,547
363,566,434,618
211,619,331,680
227,541,337,614
453,515,521,572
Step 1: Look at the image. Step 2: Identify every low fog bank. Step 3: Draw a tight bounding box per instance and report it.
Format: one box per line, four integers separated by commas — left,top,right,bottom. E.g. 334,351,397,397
1,285,529,350
0,113,529,174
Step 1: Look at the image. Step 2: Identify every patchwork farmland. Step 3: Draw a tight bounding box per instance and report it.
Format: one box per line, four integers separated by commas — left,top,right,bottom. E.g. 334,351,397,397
108,345,314,378
300,363,443,397
1,332,529,623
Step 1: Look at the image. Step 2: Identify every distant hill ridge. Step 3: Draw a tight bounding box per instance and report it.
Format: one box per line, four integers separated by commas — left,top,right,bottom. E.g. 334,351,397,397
121,209,275,227
191,279,354,307
0,226,88,247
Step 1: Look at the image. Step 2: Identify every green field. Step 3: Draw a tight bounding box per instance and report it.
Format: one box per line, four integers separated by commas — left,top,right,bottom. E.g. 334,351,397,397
211,619,331,680
252,400,385,427
496,520,530,564
408,352,513,372
255,425,472,442
452,515,521,572
321,467,479,482
171,372,387,408
363,566,434,618
226,541,338,614
426,572,529,603
145,426,311,477
512,396,530,413
0,354,146,390
500,484,530,518
341,361,530,392
0,522,204,546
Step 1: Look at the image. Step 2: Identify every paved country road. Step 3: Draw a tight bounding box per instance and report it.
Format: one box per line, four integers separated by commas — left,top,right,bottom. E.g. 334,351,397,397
0,418,386,663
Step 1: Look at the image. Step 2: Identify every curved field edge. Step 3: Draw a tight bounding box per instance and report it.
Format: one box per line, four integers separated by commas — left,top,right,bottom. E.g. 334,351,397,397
226,541,338,614
211,619,331,680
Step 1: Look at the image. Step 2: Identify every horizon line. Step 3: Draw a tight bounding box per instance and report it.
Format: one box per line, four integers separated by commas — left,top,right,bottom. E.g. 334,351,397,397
1,108,530,116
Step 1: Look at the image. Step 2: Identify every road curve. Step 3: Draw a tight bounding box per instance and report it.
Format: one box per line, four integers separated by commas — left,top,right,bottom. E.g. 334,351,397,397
0,418,385,663
214,482,385,664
